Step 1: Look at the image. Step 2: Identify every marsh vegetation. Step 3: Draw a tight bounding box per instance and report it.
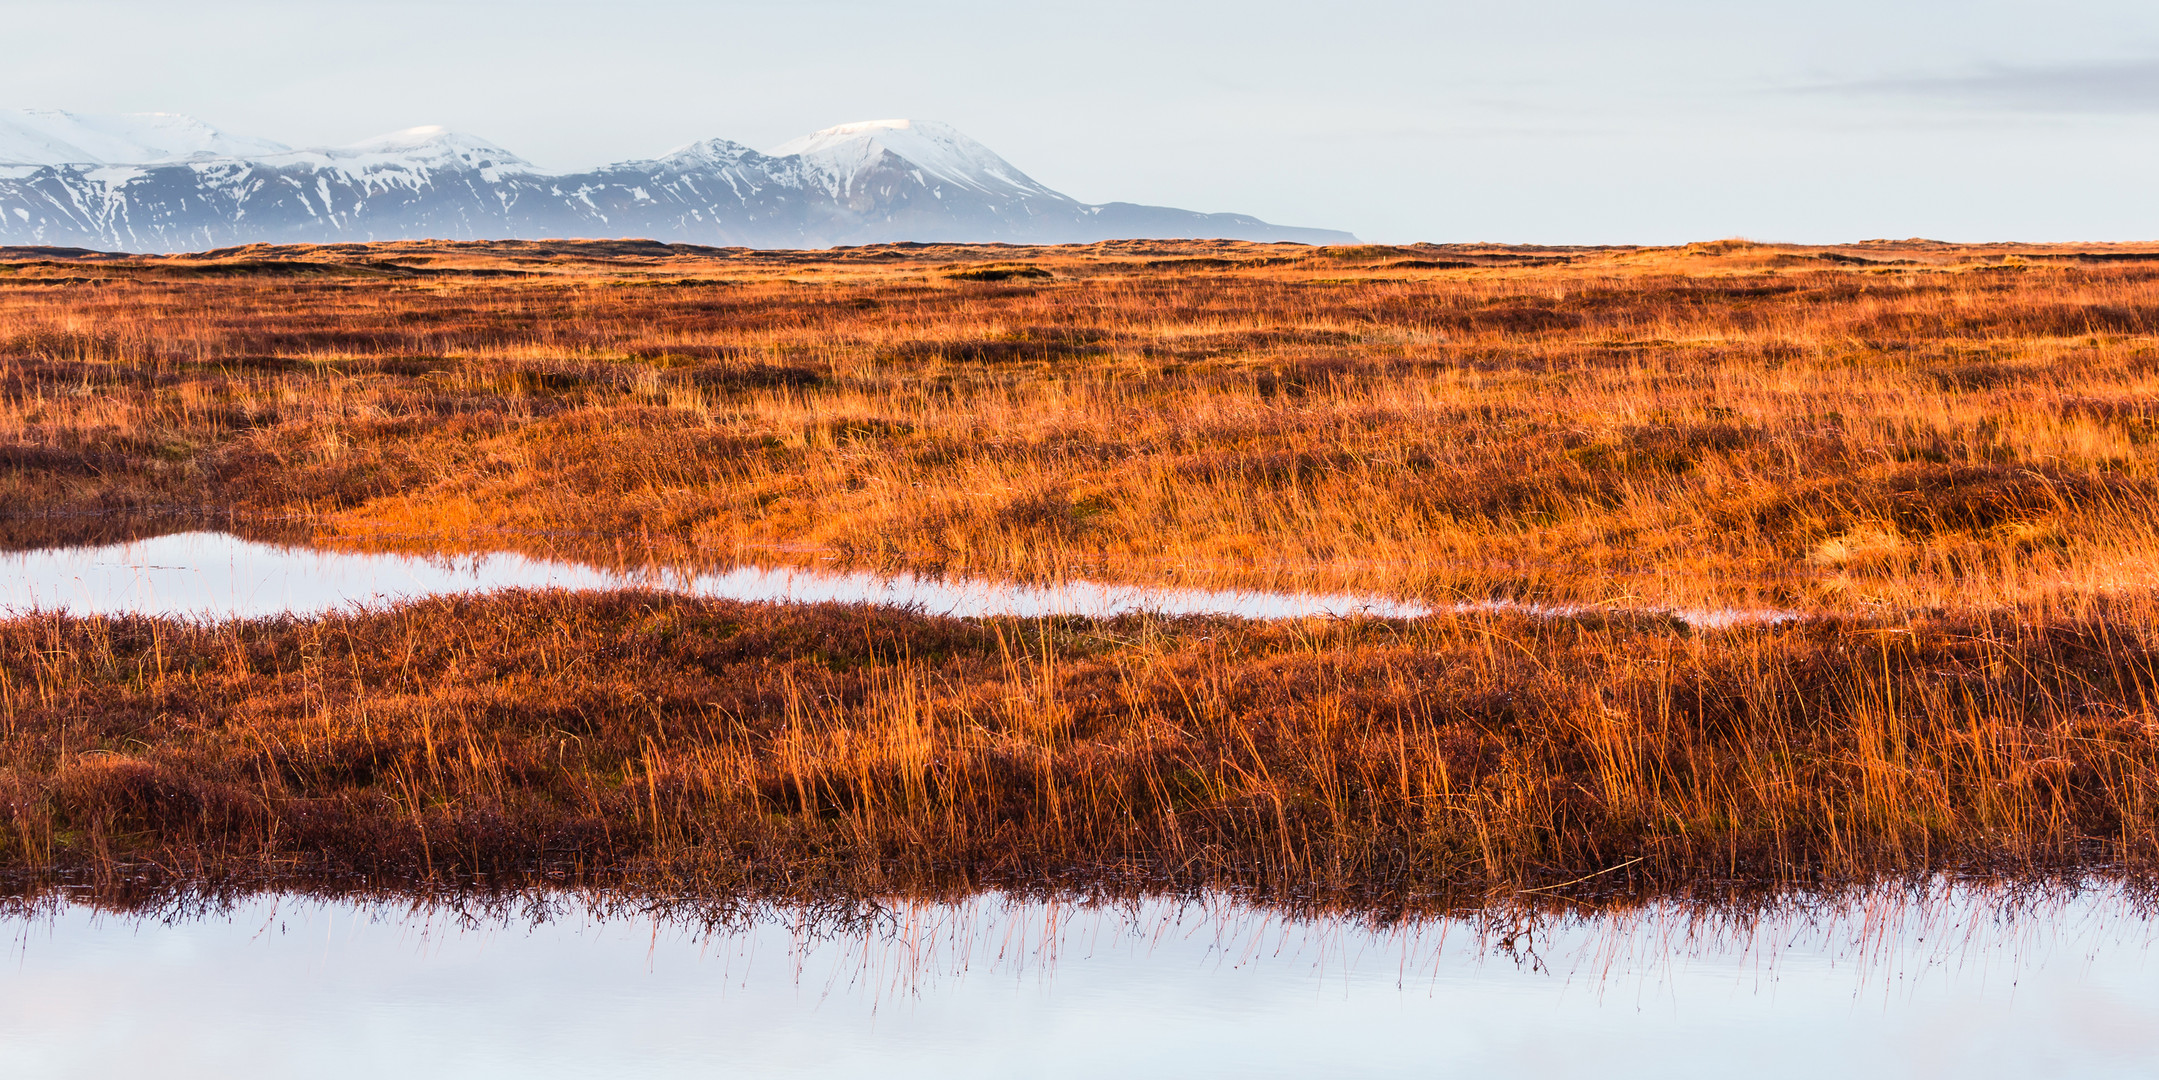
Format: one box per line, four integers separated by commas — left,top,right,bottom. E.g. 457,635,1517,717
3,237,2159,909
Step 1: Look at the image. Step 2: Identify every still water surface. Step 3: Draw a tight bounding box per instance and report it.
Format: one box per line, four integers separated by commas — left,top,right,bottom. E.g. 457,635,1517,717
0,531,1798,626
2,885,2154,1078
0,531,1428,622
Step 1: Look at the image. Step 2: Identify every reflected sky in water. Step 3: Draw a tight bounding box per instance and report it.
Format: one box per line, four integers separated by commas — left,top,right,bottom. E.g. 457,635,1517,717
0,531,1807,628
2,886,2155,1078
0,531,1429,623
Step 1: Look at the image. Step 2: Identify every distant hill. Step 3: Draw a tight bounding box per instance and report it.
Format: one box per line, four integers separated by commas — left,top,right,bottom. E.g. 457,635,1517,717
0,112,1355,252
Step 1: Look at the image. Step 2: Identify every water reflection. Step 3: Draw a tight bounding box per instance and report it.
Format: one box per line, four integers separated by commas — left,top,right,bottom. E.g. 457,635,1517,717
1,884,2154,1077
0,531,1425,622
0,531,1805,627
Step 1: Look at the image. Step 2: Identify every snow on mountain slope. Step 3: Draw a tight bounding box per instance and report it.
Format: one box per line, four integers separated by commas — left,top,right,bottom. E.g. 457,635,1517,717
318,127,533,170
769,119,1054,199
249,126,539,185
0,114,1356,250
0,109,290,165
651,137,764,170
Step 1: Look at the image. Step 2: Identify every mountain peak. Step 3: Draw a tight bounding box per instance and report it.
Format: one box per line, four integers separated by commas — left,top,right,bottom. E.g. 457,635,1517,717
767,118,1051,198
354,124,456,145
0,109,291,166
0,112,1356,249
653,137,762,169
337,126,513,155
315,127,534,175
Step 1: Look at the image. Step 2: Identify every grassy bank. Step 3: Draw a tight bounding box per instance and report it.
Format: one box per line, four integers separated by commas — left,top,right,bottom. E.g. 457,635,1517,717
3,591,2155,905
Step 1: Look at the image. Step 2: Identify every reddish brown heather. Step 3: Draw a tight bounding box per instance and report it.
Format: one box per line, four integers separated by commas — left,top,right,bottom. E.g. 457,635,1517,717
2,237,2159,904
3,592,2157,904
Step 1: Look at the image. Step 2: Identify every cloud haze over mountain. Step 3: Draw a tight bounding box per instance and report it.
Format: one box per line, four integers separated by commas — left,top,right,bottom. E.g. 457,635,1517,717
1820,59,2159,114
5,0,2159,242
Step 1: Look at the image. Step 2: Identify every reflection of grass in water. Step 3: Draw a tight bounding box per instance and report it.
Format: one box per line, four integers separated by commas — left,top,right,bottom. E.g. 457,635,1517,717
6,238,2159,902
13,877,2147,1005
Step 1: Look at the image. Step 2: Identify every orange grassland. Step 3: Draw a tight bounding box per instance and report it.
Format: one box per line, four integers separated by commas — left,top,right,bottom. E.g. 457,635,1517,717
2,237,2158,908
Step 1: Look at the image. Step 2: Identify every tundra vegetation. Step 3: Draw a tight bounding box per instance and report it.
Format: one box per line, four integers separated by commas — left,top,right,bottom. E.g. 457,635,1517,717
2,236,2157,913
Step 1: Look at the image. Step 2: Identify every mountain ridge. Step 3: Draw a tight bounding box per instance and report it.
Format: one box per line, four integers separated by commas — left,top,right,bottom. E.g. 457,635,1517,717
0,113,1354,251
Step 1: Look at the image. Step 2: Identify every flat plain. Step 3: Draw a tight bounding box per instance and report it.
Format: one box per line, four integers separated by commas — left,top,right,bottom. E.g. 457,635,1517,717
3,236,2158,910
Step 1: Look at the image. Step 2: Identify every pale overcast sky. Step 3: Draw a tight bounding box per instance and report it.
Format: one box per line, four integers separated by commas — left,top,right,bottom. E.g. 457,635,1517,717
5,0,2158,243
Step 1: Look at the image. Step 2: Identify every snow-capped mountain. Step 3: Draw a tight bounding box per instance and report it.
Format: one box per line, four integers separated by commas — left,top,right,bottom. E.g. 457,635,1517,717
770,119,1057,201
0,109,291,167
0,114,1354,251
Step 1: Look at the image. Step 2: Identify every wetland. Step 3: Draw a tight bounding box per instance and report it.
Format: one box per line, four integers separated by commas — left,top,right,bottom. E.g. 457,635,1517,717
3,237,2158,913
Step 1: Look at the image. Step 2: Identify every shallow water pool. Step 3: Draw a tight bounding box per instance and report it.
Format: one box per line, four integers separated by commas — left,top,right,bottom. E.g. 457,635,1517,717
1,884,2152,1078
0,531,1431,622
0,531,1808,627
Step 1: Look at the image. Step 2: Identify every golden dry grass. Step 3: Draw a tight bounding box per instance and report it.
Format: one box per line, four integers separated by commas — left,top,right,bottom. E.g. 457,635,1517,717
4,237,2159,906
6,592,2157,907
